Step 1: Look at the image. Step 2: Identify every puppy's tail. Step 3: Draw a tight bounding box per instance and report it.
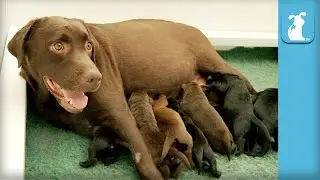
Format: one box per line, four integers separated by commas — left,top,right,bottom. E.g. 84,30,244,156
250,115,275,143
169,147,191,169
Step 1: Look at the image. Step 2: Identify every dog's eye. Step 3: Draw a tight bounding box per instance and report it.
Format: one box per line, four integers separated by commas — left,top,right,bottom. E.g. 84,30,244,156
53,42,64,51
86,42,93,51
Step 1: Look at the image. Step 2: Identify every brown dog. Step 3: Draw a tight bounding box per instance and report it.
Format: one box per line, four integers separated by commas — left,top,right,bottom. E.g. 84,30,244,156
128,92,190,179
180,82,236,159
8,17,255,179
152,95,193,170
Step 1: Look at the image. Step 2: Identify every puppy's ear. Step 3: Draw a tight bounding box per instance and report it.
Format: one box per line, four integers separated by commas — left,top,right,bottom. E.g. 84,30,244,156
7,18,40,68
288,15,295,20
75,19,100,64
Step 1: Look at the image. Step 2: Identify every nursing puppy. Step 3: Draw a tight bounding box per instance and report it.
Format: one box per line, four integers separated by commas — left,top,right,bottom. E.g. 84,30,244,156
80,126,129,168
167,98,221,178
128,92,190,179
247,88,278,156
152,94,193,168
206,73,275,155
180,82,236,160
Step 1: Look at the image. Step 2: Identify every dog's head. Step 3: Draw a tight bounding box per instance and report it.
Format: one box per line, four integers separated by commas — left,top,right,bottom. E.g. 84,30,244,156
289,12,307,27
8,16,102,113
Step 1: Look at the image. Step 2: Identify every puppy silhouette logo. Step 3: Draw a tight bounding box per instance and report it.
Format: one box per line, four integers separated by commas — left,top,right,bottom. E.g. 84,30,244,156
288,12,307,41
281,11,315,44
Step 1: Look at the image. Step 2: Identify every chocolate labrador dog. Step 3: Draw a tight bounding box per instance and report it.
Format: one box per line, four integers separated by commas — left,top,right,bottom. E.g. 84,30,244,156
8,16,255,179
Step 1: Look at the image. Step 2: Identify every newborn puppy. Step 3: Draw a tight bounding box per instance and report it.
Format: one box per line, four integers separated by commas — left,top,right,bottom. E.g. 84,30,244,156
247,88,278,156
168,98,221,178
180,82,236,160
152,94,193,177
128,92,190,179
206,73,275,156
80,126,128,168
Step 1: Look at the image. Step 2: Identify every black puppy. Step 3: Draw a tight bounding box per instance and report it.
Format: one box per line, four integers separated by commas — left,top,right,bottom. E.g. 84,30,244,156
205,73,275,156
168,98,221,178
246,88,278,156
80,126,129,168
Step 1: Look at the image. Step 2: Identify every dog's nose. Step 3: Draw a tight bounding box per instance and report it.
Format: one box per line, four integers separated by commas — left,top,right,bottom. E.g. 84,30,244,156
81,70,102,89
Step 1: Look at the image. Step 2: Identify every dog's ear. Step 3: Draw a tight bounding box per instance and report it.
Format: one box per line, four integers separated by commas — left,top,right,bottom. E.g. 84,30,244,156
75,19,100,64
299,12,307,17
7,18,40,68
19,68,37,92
288,15,295,20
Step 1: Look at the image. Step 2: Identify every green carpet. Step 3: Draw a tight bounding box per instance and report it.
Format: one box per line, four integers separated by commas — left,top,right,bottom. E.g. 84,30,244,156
25,47,278,180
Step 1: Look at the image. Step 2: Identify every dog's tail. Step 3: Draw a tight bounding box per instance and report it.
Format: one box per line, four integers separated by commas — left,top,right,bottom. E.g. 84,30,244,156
250,115,275,143
169,147,191,169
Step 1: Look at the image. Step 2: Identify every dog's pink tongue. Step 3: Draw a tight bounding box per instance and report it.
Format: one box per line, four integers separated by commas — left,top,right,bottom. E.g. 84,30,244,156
61,90,88,110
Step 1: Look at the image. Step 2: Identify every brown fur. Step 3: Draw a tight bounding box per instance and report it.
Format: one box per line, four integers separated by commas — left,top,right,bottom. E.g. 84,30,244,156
8,17,255,179
180,82,236,159
127,92,166,165
152,94,194,168
128,92,190,179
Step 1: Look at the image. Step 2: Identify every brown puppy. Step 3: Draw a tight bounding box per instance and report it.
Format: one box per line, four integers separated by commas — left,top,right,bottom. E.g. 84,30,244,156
152,94,193,168
180,82,236,159
8,17,255,179
128,92,190,179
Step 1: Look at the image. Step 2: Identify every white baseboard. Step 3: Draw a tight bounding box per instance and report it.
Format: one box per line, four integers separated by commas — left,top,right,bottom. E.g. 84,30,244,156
203,30,278,50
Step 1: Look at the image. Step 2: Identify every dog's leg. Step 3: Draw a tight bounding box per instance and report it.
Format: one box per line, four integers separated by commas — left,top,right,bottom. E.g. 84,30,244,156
109,111,163,179
249,115,275,143
203,144,221,178
184,116,220,177
89,96,163,179
235,137,246,156
80,143,98,168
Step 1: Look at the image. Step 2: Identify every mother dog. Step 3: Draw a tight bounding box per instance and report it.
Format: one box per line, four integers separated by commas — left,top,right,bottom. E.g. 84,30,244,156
8,16,255,179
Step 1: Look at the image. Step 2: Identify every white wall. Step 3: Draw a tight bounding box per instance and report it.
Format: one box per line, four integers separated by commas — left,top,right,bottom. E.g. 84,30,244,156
0,0,278,65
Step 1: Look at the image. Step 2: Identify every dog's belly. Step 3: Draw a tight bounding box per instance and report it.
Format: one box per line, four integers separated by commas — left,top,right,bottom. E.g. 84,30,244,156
120,58,198,94
115,37,199,94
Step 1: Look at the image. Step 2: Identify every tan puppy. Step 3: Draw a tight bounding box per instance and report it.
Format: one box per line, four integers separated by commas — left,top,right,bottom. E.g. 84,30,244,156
180,82,236,160
128,92,190,179
152,94,193,179
152,95,194,166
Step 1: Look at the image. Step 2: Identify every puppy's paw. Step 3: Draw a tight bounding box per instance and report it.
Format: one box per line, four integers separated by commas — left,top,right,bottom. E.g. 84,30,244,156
192,146,204,175
202,144,221,178
79,159,97,168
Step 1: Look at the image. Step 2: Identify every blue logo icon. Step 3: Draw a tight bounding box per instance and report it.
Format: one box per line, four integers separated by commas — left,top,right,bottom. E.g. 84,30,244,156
281,11,315,44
